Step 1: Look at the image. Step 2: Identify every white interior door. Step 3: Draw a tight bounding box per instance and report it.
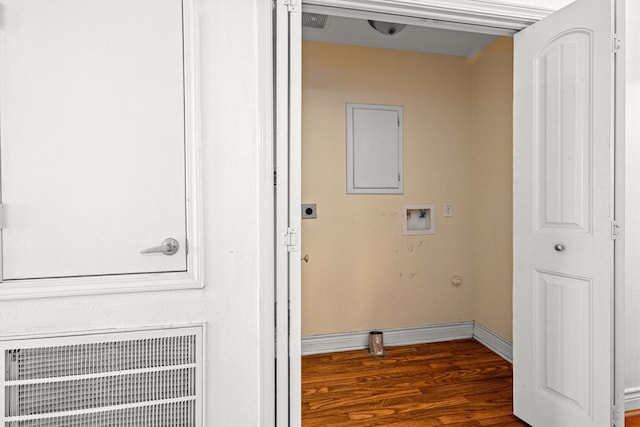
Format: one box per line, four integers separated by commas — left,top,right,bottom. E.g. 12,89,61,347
513,0,615,425
0,0,187,280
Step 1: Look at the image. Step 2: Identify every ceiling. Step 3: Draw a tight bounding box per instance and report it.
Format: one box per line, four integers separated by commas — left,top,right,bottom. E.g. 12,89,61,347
302,16,496,57
302,13,500,58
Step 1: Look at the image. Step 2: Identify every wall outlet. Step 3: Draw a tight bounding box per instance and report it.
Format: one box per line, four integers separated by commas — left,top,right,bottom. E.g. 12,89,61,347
443,202,453,217
302,204,317,219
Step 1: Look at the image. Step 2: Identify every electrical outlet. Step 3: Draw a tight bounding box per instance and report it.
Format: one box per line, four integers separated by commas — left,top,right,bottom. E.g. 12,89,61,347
443,202,453,217
302,204,317,219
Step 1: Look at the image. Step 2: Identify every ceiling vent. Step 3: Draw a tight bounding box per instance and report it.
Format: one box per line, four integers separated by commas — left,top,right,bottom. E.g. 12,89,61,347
302,13,328,29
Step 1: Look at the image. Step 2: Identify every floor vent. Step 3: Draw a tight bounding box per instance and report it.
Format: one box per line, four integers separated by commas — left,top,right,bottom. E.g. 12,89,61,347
1,326,203,426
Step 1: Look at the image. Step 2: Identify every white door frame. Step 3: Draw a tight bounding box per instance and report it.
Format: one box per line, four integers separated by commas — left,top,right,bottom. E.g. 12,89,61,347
275,1,302,426
269,0,626,425
614,0,629,421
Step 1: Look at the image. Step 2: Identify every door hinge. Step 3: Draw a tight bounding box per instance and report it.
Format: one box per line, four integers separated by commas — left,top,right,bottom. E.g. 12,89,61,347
282,226,299,252
0,203,4,229
282,0,298,12
612,405,620,426
612,34,621,54
611,220,621,240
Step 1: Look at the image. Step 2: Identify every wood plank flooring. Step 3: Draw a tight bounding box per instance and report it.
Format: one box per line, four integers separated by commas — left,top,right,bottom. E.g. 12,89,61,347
627,410,640,427
302,339,526,426
303,338,640,426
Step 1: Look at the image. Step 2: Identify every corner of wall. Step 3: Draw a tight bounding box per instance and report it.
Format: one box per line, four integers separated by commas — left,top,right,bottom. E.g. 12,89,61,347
469,37,514,341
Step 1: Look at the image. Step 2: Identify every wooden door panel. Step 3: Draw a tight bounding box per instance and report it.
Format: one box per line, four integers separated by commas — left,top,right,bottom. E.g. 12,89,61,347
535,30,592,232
535,270,591,415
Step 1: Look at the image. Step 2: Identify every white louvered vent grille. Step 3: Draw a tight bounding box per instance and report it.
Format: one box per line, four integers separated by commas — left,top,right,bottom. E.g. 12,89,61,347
1,327,202,426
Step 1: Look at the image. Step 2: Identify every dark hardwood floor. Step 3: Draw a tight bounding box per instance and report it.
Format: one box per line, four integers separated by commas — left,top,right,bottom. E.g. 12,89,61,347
302,339,525,426
627,410,640,427
303,339,640,426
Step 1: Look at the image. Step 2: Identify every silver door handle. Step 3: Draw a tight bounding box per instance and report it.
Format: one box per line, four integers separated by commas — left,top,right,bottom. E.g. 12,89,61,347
554,243,566,252
140,238,179,256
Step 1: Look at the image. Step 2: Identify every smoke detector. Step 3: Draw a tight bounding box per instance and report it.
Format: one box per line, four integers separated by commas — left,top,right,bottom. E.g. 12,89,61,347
368,20,407,36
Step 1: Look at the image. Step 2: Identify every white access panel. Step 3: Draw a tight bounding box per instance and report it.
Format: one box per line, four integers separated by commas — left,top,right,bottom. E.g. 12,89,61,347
0,0,188,281
346,103,403,194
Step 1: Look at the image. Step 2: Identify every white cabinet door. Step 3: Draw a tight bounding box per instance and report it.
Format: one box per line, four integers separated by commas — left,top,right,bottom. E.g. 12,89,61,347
0,0,188,281
513,0,614,425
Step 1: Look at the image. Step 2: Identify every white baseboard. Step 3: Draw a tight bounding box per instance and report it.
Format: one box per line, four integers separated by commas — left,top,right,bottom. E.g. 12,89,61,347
626,387,640,411
302,321,512,361
301,321,474,355
472,322,513,363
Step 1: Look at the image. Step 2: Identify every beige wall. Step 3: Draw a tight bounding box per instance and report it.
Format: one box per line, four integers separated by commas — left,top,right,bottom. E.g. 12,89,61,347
301,39,513,339
469,38,514,340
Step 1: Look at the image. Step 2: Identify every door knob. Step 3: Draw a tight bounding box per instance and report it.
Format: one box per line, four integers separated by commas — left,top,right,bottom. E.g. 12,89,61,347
301,254,309,263
140,238,179,256
554,243,566,252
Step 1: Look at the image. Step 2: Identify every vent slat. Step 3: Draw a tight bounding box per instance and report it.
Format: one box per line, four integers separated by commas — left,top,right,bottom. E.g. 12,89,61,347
5,336,196,381
6,363,197,386
7,368,195,416
4,399,196,426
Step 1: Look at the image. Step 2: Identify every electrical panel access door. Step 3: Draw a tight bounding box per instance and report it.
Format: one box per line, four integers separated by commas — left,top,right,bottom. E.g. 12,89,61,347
346,103,404,195
0,0,190,283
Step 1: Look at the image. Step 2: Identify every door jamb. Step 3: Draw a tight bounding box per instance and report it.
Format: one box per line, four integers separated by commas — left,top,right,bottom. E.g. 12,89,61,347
613,0,627,424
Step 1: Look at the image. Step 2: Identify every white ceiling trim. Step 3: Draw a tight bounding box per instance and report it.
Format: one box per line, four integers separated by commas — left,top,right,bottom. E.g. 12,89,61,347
302,0,556,31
